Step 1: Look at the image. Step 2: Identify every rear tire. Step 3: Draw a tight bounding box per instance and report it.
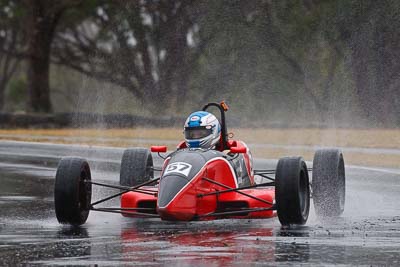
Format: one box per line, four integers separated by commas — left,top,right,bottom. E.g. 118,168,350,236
275,157,310,226
312,149,345,218
54,157,92,225
120,148,153,186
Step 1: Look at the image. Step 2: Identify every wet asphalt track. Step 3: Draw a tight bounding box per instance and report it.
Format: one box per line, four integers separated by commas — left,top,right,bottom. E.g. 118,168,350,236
0,141,400,266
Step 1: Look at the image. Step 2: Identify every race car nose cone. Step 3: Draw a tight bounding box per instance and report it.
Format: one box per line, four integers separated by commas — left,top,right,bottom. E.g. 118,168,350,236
157,175,189,207
157,175,196,221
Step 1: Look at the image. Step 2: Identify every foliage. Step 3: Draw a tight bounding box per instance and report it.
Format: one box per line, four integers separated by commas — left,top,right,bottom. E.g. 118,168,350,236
0,0,26,110
52,1,214,113
5,75,27,111
0,0,399,127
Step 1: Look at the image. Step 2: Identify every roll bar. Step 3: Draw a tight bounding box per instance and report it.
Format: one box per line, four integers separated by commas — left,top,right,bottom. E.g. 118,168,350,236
202,101,229,150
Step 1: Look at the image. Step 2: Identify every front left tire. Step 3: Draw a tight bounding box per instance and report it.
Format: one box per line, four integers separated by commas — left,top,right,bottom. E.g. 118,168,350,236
312,149,345,218
275,157,310,226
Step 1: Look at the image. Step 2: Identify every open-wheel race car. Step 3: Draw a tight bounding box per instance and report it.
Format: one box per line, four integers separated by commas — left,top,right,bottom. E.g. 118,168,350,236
54,102,345,226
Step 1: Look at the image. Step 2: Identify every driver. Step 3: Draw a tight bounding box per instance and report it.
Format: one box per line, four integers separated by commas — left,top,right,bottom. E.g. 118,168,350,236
184,111,221,149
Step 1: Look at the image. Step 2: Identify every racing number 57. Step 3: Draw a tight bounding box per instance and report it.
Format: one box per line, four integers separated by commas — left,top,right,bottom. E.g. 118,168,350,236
164,162,192,176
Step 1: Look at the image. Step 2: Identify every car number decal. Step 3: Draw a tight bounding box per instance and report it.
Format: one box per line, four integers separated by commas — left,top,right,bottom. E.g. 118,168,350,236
164,162,192,176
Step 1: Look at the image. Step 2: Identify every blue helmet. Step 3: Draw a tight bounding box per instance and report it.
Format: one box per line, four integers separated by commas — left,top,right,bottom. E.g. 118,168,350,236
184,111,221,149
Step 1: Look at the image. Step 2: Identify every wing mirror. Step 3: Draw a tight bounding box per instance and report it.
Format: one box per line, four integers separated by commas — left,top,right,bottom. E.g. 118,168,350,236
151,146,167,153
230,147,247,154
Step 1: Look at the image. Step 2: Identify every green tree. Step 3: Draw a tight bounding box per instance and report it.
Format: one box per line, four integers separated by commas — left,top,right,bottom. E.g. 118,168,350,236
190,1,348,124
52,1,213,113
0,0,26,111
339,0,400,126
24,0,83,113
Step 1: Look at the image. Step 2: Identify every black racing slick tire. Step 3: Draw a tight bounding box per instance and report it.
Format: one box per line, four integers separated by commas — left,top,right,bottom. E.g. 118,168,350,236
312,149,345,218
275,157,310,226
120,148,154,187
54,157,92,225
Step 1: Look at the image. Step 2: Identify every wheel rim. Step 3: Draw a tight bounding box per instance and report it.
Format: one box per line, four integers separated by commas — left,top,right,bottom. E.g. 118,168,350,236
146,155,154,180
78,165,91,212
338,155,345,211
298,169,309,218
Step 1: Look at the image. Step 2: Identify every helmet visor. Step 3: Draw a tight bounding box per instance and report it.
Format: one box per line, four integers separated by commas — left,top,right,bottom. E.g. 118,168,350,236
185,127,212,140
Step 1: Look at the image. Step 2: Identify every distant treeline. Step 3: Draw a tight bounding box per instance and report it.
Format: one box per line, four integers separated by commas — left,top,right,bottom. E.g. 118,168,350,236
0,112,184,129
0,112,395,129
0,1,399,127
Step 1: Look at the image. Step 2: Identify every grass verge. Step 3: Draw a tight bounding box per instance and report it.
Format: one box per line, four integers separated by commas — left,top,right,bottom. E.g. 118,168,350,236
0,128,398,168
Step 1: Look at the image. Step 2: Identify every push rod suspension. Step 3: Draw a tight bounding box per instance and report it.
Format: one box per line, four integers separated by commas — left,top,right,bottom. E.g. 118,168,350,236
87,181,157,196
90,177,160,207
254,170,276,174
91,207,159,217
254,168,312,174
198,181,274,198
200,177,273,205
257,174,275,181
92,207,156,211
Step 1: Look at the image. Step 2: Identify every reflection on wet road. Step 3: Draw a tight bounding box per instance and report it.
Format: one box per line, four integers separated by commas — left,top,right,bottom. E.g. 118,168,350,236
0,141,400,266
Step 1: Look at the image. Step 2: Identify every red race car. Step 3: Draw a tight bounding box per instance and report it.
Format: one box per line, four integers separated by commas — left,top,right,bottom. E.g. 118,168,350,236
54,102,345,226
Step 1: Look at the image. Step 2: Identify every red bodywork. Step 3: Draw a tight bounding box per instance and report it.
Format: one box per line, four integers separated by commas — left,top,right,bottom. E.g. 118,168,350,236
121,140,276,221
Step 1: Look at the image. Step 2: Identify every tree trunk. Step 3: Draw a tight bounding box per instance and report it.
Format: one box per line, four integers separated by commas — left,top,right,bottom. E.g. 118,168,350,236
27,45,52,113
26,1,64,113
0,79,5,110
